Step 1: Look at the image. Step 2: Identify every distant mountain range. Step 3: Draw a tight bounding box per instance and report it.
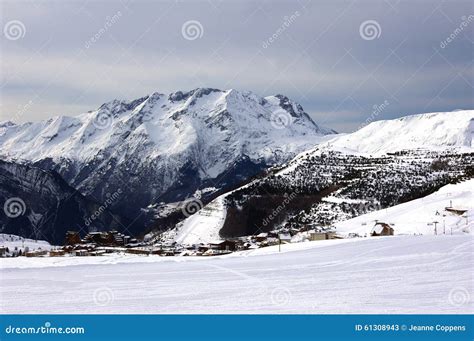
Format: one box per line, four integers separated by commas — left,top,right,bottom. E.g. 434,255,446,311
0,88,336,241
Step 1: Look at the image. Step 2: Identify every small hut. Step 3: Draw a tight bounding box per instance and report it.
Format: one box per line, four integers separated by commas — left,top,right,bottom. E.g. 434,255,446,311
371,222,394,236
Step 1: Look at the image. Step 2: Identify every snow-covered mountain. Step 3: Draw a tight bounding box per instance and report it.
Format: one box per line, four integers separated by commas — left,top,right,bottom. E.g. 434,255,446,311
162,111,474,245
326,110,473,155
0,88,335,223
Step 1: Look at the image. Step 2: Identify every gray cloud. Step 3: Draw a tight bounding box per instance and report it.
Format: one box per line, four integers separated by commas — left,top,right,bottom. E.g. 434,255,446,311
1,0,473,132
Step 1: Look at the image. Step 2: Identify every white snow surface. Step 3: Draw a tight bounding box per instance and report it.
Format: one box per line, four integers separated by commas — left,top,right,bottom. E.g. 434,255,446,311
327,110,473,155
1,235,472,313
335,179,474,236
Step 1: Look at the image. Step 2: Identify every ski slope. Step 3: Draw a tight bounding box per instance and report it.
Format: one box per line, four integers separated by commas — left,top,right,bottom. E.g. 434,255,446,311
164,195,227,245
1,235,472,314
335,180,473,236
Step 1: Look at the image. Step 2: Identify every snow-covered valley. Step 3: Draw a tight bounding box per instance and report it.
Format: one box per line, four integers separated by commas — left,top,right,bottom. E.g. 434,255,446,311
1,234,472,314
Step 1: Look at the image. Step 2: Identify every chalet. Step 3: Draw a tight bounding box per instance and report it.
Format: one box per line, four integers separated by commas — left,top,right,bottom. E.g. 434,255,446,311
209,240,237,251
371,222,394,236
445,207,468,216
308,231,327,241
308,230,339,241
0,247,7,257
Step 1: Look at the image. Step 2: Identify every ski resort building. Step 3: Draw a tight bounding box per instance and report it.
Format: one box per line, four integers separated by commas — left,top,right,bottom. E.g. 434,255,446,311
371,223,394,236
308,231,337,241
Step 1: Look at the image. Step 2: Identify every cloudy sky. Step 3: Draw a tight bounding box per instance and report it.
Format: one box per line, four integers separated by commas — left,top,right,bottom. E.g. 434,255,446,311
1,0,473,132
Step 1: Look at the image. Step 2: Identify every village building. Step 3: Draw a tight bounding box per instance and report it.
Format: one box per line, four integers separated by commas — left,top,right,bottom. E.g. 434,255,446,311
25,250,48,257
445,207,468,216
312,231,337,241
50,250,66,257
371,222,394,236
209,240,237,251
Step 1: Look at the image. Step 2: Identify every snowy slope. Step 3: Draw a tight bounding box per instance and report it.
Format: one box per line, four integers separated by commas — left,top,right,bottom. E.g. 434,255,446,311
160,111,473,247
0,88,335,220
163,195,227,245
1,235,472,313
335,179,473,236
327,110,473,155
0,234,52,253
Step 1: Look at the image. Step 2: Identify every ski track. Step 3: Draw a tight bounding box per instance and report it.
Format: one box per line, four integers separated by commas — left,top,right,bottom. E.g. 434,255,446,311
1,235,472,314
